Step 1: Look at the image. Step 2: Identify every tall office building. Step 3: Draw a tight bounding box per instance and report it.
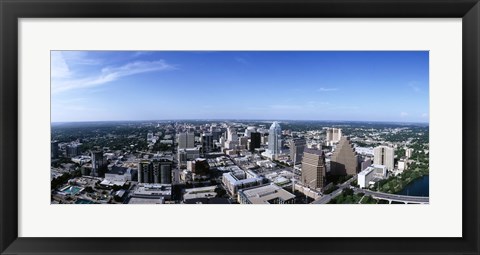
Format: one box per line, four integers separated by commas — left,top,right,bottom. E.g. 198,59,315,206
51,141,59,159
326,128,342,144
91,150,105,177
244,126,256,138
361,157,372,171
261,134,269,145
249,132,261,151
268,121,282,156
138,160,173,184
66,143,82,157
405,148,414,158
301,148,326,190
177,148,201,167
330,136,358,175
160,163,172,184
374,145,395,171
227,127,238,142
178,132,195,149
290,138,306,164
201,133,213,153
137,160,152,183
219,137,225,149
153,160,172,184
239,136,249,149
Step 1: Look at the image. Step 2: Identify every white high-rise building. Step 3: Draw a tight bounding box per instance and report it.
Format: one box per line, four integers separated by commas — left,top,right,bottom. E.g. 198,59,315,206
373,145,394,171
326,128,342,144
178,132,195,149
405,148,414,158
227,127,238,142
244,126,256,138
268,121,282,156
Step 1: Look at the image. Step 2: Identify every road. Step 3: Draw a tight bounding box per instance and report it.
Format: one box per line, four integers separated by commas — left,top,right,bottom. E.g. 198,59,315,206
311,176,357,204
172,168,181,184
352,188,429,203
311,174,429,204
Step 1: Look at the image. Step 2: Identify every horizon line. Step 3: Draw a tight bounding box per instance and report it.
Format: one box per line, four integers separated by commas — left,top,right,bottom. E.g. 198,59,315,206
51,118,429,125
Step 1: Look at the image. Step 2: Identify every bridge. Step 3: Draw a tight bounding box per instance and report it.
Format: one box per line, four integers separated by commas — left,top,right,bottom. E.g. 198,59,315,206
353,188,429,204
311,175,429,204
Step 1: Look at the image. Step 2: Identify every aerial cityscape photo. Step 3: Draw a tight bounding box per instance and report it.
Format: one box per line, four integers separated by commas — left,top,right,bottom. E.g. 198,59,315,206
51,51,429,205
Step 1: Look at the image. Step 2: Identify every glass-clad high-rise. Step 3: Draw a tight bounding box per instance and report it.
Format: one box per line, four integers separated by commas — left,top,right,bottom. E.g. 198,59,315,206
268,121,282,156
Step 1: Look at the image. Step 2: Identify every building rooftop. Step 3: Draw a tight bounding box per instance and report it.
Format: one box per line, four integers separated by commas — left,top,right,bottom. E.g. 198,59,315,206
240,184,295,204
127,197,165,204
132,184,172,197
303,148,323,156
358,167,375,177
183,186,218,201
223,172,263,186
183,197,231,204
108,166,131,175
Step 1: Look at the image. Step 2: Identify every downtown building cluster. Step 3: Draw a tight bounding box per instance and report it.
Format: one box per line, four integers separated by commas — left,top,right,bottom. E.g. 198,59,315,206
50,120,422,205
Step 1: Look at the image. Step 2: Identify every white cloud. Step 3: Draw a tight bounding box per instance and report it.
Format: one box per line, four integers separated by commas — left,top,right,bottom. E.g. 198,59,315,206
317,87,338,92
51,51,71,79
421,113,428,118
400,112,409,117
52,58,175,94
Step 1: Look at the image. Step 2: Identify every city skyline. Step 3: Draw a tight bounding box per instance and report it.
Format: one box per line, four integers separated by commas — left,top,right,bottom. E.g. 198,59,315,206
51,51,429,123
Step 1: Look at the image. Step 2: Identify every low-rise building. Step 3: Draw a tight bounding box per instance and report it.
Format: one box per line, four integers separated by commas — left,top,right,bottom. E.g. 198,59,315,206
358,164,388,188
105,166,134,182
256,160,276,168
71,155,91,165
222,170,263,196
130,183,172,202
183,185,218,203
178,148,200,166
398,158,407,171
237,184,295,204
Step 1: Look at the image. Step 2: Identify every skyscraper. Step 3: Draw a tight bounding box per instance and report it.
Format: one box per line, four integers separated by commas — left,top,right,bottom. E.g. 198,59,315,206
301,148,326,190
160,163,172,184
249,132,261,151
154,160,172,184
244,126,256,138
51,140,59,159
178,132,195,149
374,145,395,171
201,133,213,153
91,150,105,177
212,130,222,142
137,160,152,183
326,128,342,144
268,121,282,156
66,142,82,157
227,127,238,142
138,160,173,184
239,136,249,149
330,136,358,175
290,138,306,164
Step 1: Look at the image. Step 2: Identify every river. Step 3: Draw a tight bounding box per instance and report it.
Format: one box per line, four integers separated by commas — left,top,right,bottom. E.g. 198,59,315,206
397,175,429,197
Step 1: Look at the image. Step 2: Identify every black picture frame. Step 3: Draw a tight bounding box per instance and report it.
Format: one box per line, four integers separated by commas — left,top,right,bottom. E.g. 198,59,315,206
1,0,479,254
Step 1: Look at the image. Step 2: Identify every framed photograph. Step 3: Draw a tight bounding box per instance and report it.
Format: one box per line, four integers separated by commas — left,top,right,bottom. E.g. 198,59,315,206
1,0,479,254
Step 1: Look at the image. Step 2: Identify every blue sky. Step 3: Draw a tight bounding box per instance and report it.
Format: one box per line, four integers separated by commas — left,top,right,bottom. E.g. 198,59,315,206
51,51,429,123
